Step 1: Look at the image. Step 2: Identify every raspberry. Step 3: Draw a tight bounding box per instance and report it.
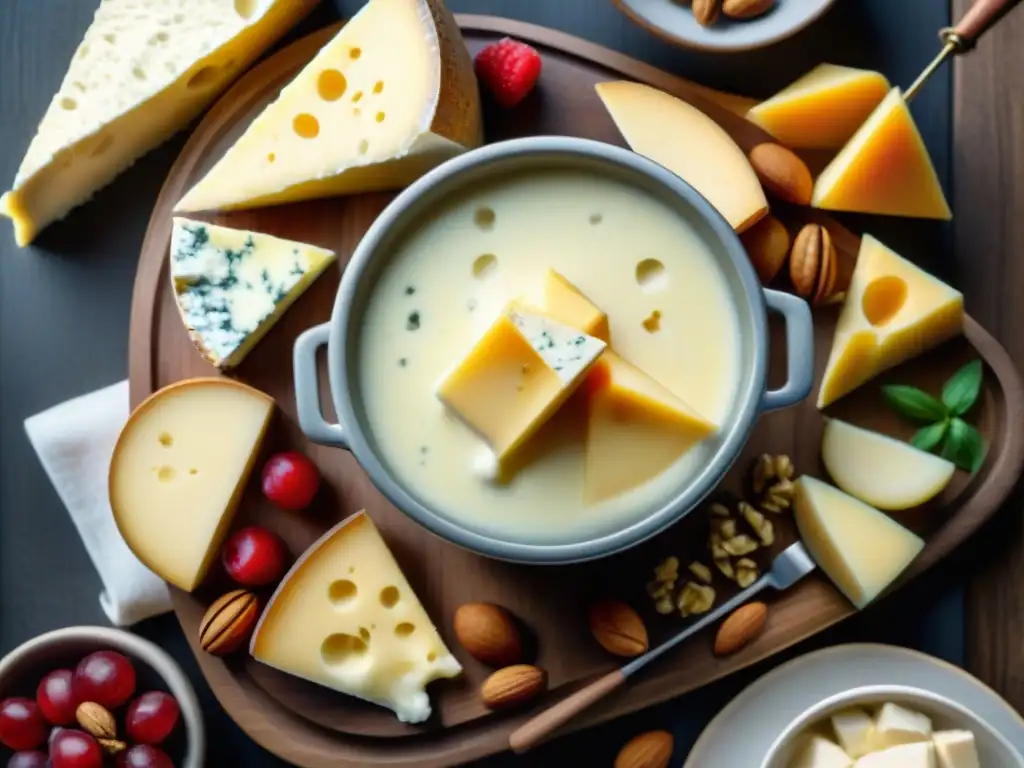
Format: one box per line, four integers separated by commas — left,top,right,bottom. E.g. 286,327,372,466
473,38,542,109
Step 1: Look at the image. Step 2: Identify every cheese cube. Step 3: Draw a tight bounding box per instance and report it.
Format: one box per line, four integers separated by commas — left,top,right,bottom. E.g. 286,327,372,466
176,0,482,213
542,269,610,343
437,303,606,465
788,735,854,768
817,234,963,408
793,476,924,609
1,0,316,246
855,742,936,768
170,218,336,370
812,88,952,220
584,351,717,504
872,702,933,749
250,512,462,724
596,81,768,233
747,64,890,150
109,379,274,591
831,707,876,759
933,730,980,768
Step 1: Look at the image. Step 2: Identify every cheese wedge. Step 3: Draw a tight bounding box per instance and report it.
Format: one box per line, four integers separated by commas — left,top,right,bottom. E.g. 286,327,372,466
790,734,854,768
1,0,315,246
542,269,610,342
933,731,980,768
584,352,717,504
872,702,932,749
250,512,462,724
176,0,482,213
170,218,336,370
747,64,890,150
855,742,936,768
793,476,924,609
596,81,768,233
817,234,963,407
831,707,876,759
109,378,274,591
812,88,952,219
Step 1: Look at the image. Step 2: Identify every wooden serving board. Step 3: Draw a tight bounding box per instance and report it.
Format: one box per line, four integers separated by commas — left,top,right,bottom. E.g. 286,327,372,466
128,16,1024,768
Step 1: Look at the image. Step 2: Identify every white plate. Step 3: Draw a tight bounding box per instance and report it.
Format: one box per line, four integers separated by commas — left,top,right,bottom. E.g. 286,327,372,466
684,643,1024,766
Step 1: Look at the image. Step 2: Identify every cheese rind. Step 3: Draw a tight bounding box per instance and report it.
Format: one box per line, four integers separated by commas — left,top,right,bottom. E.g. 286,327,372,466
176,0,482,213
789,734,854,768
596,81,768,233
109,378,274,591
854,742,936,768
932,730,980,768
831,707,876,759
871,703,932,749
542,269,610,343
170,218,336,369
250,511,461,724
1,0,315,246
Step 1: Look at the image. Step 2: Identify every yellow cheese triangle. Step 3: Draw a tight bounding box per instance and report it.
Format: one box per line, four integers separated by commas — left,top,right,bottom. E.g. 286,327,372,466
817,234,962,407
250,512,462,724
542,269,610,342
747,63,890,150
1,1,315,246
176,0,482,213
595,81,768,233
811,88,952,219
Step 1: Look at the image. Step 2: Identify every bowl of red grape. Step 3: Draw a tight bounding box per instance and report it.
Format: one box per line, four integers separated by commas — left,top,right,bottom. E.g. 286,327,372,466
0,626,203,768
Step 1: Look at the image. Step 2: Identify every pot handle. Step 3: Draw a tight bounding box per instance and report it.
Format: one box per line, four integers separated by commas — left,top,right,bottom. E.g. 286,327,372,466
293,323,349,448
760,289,814,412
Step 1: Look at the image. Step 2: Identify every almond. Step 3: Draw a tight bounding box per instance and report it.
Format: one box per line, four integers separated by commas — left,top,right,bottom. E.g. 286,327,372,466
589,600,649,658
789,223,838,305
748,143,813,205
723,0,775,19
713,601,768,656
691,0,722,26
740,214,790,284
614,730,674,768
453,602,523,667
76,702,116,740
480,664,547,710
199,589,260,656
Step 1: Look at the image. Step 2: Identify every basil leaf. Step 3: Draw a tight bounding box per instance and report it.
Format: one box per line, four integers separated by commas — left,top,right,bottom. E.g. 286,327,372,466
941,417,986,473
882,385,948,423
911,421,948,452
941,360,983,416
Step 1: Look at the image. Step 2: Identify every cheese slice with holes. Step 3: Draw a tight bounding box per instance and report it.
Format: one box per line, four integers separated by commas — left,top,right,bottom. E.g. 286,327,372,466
109,378,274,592
817,234,962,408
250,512,462,724
1,0,316,247
176,0,483,213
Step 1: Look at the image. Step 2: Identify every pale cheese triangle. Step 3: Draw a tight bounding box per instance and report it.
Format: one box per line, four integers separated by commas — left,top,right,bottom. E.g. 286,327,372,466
176,0,483,213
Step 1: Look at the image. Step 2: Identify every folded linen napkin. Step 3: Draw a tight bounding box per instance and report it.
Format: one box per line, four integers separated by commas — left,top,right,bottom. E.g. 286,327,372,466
24,380,172,626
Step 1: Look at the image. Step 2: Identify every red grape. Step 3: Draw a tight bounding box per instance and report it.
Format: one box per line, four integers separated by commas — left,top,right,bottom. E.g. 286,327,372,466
115,745,172,768
72,651,135,709
125,691,179,745
261,451,320,510
0,698,47,751
36,669,77,725
222,526,288,586
48,729,102,768
7,751,48,768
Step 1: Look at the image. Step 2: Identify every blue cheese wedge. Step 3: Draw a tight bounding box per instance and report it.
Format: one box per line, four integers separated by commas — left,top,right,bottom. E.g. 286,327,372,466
170,218,335,369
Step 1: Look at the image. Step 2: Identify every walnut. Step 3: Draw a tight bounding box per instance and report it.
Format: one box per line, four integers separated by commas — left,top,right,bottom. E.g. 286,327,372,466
654,556,680,582
710,502,731,517
762,477,795,513
740,502,774,546
647,556,680,610
723,534,760,557
677,582,716,617
714,556,735,580
688,561,712,584
752,454,795,512
711,517,738,540
654,595,675,615
735,558,760,588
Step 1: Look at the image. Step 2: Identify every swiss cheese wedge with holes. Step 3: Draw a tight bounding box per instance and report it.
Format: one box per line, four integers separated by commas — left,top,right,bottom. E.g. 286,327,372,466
1,0,316,247
250,512,462,724
175,0,483,213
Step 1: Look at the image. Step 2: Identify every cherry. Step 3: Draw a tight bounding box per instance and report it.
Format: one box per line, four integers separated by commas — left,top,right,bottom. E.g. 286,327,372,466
7,751,48,768
48,729,102,768
0,698,47,751
36,669,77,725
222,526,288,587
116,745,172,768
72,651,136,709
261,451,320,510
125,691,179,745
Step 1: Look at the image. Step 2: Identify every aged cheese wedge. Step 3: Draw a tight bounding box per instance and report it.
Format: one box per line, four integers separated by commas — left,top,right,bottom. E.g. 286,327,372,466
932,731,980,768
596,81,768,233
1,0,315,246
747,64,890,150
790,734,854,768
821,419,955,510
250,511,462,724
170,218,336,370
817,234,963,408
541,269,610,342
831,708,876,759
109,379,274,592
855,742,936,768
871,702,932,750
584,352,717,504
176,0,482,213
812,88,952,219
793,476,924,609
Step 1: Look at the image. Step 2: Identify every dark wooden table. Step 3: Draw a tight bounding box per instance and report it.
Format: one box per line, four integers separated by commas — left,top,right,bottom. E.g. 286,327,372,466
0,1,1020,765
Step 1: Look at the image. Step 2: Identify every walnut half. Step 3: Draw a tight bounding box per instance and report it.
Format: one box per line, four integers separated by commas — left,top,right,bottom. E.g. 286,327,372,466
677,581,716,617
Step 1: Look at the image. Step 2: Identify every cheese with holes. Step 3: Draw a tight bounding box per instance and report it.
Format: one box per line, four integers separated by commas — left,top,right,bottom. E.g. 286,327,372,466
596,81,768,233
171,218,336,369
1,0,316,247
584,351,717,504
855,742,936,768
812,88,952,219
109,378,274,591
790,735,854,768
250,512,461,723
793,476,924,609
821,419,955,510
437,302,606,466
871,702,932,749
831,708,876,759
747,64,890,150
176,0,482,213
541,269,610,342
817,235,963,408
933,731,980,768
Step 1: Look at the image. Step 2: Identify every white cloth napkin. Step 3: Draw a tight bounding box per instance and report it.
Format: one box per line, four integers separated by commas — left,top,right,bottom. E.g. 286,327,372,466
24,381,172,626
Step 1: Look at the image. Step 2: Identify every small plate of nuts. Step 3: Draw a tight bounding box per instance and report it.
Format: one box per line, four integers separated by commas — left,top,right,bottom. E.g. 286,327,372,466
611,0,837,52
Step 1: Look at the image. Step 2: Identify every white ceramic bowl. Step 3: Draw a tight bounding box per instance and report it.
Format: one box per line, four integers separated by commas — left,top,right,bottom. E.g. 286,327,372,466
761,684,1024,768
0,626,204,767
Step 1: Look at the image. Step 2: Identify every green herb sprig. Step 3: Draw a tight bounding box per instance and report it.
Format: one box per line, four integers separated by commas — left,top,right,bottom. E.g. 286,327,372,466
881,360,986,473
